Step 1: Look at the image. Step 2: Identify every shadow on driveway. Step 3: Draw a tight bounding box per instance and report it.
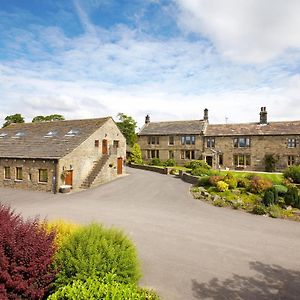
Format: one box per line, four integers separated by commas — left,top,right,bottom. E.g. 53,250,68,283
192,261,300,300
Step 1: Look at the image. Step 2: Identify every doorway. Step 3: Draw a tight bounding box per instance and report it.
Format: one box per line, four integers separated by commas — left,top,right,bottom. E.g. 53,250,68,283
117,157,123,175
206,156,213,167
65,170,73,186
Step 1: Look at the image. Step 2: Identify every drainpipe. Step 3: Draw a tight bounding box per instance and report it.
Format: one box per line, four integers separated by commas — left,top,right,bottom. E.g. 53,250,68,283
52,160,59,194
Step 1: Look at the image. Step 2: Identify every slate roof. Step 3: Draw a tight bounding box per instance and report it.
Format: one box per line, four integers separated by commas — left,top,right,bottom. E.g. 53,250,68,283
139,120,206,135
205,121,300,136
0,117,110,159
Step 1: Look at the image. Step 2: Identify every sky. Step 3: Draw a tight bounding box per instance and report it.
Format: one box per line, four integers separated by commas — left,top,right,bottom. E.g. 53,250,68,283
0,0,300,129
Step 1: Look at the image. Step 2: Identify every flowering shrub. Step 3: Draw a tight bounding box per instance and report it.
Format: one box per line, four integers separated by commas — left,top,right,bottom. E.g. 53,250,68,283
237,177,251,188
283,165,300,183
209,175,224,186
184,160,211,170
0,204,57,300
216,181,229,192
224,177,238,189
250,176,273,194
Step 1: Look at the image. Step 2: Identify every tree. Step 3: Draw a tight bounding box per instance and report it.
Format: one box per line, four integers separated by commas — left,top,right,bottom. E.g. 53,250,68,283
129,143,143,164
116,113,137,146
32,114,65,123
2,113,25,128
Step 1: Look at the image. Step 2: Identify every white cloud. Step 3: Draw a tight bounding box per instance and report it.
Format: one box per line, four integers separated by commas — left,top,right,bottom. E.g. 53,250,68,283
175,0,300,63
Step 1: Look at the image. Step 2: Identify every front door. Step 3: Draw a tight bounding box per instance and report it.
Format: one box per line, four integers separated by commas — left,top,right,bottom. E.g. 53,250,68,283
102,139,108,155
117,157,123,175
65,170,73,186
206,156,213,167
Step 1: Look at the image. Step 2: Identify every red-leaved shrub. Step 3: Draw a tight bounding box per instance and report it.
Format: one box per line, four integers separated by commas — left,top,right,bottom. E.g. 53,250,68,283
209,175,224,186
250,176,273,194
0,204,57,299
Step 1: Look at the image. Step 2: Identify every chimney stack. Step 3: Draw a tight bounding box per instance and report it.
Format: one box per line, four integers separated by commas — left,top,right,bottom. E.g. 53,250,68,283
203,108,208,121
145,114,150,124
259,107,267,124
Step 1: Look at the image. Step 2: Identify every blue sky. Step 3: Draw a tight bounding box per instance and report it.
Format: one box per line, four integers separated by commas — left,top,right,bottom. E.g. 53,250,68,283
0,0,300,128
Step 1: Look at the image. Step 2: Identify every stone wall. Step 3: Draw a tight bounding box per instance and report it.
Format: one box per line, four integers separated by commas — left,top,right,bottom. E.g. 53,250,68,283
206,135,300,171
0,158,56,192
138,134,203,165
58,118,126,191
179,170,199,185
128,163,168,174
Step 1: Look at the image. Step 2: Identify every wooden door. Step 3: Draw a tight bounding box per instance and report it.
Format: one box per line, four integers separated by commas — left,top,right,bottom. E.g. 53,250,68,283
102,139,108,155
65,170,73,186
206,156,213,167
117,157,123,175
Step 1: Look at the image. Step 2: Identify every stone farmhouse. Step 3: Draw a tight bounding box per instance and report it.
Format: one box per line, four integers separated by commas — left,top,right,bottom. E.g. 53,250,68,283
138,108,300,172
0,117,126,193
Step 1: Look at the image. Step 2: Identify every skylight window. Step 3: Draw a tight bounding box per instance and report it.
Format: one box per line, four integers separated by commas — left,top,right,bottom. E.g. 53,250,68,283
12,132,25,138
44,130,58,138
0,133,7,138
65,129,79,137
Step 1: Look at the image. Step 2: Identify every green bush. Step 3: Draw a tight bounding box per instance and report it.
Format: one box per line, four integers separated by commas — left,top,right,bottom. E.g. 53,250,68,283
209,175,224,186
191,166,212,176
263,190,275,206
198,176,210,187
237,177,251,189
264,154,277,172
273,184,288,195
268,205,282,218
284,187,300,208
224,176,238,189
250,176,273,194
163,159,176,167
49,276,160,300
283,165,300,183
54,223,141,289
184,160,210,170
150,158,162,166
252,204,267,215
216,181,229,192
130,144,143,165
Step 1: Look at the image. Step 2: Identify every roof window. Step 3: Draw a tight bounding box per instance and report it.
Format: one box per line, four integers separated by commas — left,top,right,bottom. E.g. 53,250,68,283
12,132,25,138
0,133,7,138
65,129,79,137
44,130,58,138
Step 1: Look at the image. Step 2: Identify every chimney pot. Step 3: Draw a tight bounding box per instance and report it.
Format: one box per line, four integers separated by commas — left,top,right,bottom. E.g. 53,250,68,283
259,107,268,124
204,108,209,121
145,114,150,124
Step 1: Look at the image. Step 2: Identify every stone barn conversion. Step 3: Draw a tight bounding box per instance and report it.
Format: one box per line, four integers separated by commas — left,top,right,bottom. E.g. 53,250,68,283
0,117,126,193
138,107,300,172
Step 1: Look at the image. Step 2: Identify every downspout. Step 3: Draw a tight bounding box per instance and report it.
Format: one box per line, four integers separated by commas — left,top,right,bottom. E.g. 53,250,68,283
53,159,59,194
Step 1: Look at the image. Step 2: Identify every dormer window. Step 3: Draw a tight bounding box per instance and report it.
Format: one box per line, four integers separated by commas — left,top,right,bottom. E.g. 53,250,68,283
44,131,58,138
65,129,79,137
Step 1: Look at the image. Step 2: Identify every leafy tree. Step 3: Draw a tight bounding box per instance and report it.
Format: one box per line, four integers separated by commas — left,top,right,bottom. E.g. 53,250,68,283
129,143,143,164
116,113,137,146
32,114,65,122
2,113,25,128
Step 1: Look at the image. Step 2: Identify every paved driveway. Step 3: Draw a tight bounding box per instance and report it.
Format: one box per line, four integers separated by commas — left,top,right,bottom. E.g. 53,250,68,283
1,167,300,299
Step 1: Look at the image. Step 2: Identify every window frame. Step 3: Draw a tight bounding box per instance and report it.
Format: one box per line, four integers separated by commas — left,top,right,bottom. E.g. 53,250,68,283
4,167,11,180
288,155,295,166
169,136,174,146
207,138,215,148
169,150,174,159
38,169,48,183
234,137,250,148
287,138,296,148
233,154,251,166
181,135,196,145
16,167,23,181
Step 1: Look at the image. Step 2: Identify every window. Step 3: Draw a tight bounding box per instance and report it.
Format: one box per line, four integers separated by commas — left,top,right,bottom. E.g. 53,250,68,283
65,129,79,137
148,136,159,145
181,150,195,159
44,131,57,138
207,138,215,148
181,135,195,145
39,169,48,182
234,137,250,148
169,150,174,159
95,140,99,147
233,155,251,166
148,149,159,159
288,156,295,166
0,133,7,138
287,138,296,148
113,140,119,148
16,167,23,180
218,154,223,166
169,136,174,145
4,167,10,179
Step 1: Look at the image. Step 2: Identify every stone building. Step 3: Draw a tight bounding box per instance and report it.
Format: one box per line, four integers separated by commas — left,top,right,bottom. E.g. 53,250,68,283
138,108,300,171
0,117,126,193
